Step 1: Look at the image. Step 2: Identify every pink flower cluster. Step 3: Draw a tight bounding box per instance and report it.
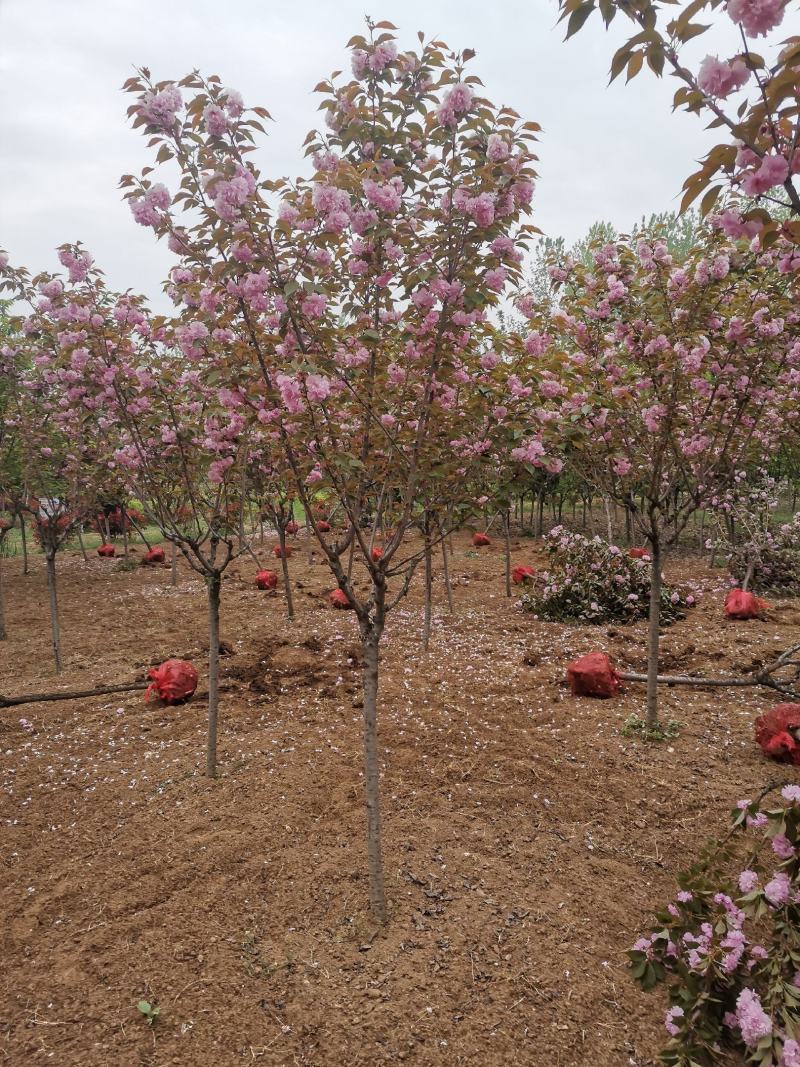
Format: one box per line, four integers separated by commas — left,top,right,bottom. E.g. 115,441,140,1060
697,55,750,98
727,0,786,37
129,183,171,228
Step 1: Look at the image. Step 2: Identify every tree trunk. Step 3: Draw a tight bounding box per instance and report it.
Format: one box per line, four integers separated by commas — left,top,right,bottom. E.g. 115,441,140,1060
742,556,755,593
170,542,178,587
0,551,6,640
625,507,633,548
603,497,614,543
361,619,387,922
121,507,129,558
537,493,545,538
206,573,221,778
20,515,28,576
422,517,433,650
46,551,62,674
646,535,662,728
440,524,454,615
277,524,294,621
77,528,89,563
503,507,512,598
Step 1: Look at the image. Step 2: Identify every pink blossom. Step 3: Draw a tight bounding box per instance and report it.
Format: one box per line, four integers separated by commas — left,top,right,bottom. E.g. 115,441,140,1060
727,0,786,37
487,133,510,162
305,374,331,403
204,103,228,137
485,267,507,291
697,55,750,98
222,88,244,118
742,153,790,196
139,85,182,128
363,177,403,214
301,293,327,318
782,1039,800,1067
612,458,632,476
764,870,791,906
739,869,759,893
444,82,474,114
782,785,800,803
735,988,772,1046
664,1006,684,1037
367,42,397,73
772,834,796,860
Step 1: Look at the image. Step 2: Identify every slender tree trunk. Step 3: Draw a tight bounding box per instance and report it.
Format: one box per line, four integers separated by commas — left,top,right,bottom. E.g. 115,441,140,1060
440,523,454,615
361,616,387,923
625,507,633,548
76,528,89,563
0,551,6,640
347,532,356,582
646,534,662,728
206,573,221,778
277,524,294,621
125,512,151,549
121,507,129,558
20,515,28,576
46,551,62,674
581,498,587,531
742,556,755,593
537,493,545,538
170,541,178,587
603,497,614,543
503,507,512,597
422,516,433,650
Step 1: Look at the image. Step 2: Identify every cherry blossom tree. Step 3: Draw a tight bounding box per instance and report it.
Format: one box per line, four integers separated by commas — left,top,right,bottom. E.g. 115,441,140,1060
120,23,555,919
521,226,800,726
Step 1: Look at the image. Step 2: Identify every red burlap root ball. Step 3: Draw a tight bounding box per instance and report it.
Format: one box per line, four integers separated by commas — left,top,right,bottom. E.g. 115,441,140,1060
273,544,292,559
329,589,353,610
472,532,491,547
755,704,800,765
255,569,278,591
566,652,621,699
628,547,650,560
285,521,299,536
316,520,332,533
145,659,199,705
371,547,384,562
512,565,535,585
97,543,115,558
142,546,166,565
725,588,770,620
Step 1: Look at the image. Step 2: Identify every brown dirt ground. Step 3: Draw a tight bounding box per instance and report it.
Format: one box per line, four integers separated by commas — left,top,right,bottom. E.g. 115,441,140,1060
1,530,799,1067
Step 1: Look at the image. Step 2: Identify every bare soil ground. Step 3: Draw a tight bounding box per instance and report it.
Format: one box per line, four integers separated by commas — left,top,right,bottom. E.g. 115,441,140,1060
1,530,799,1067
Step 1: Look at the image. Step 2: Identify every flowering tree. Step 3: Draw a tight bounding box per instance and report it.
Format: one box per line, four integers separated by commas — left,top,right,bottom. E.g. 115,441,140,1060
120,23,556,918
1,246,255,772
557,0,800,244
521,227,800,726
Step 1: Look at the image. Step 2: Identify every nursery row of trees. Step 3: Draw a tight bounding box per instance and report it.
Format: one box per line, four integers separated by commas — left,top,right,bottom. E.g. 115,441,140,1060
1,14,799,928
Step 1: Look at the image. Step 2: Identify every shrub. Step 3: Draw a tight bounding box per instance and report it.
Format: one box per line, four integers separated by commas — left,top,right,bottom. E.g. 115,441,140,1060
729,513,800,596
629,785,800,1066
521,527,691,625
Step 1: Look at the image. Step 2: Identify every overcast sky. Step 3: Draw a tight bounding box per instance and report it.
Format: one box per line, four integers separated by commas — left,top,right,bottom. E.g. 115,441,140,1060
1,0,792,309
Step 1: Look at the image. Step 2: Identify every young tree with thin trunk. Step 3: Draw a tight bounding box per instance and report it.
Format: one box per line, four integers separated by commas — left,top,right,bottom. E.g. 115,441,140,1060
520,225,800,728
122,23,554,920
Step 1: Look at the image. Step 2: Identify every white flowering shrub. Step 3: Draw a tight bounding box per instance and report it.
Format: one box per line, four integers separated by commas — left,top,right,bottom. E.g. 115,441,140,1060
630,785,800,1066
521,527,691,624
